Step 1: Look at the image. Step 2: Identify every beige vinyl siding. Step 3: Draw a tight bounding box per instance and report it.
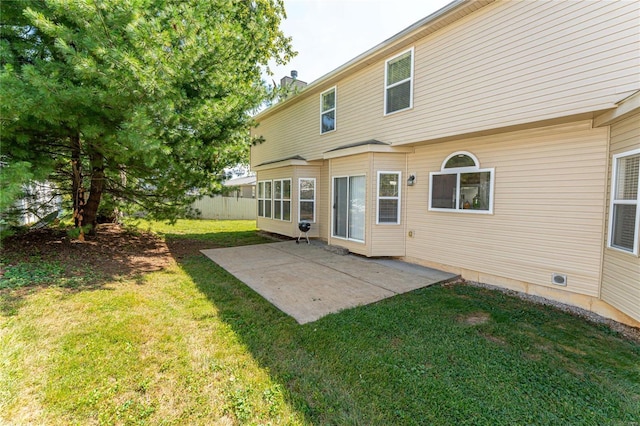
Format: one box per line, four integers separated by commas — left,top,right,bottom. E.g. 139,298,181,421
318,161,330,241
406,0,638,140
405,121,608,297
256,166,324,238
609,112,640,154
291,165,322,238
294,165,322,238
257,164,327,240
252,99,318,165
251,0,639,168
601,112,640,321
370,153,407,256
256,167,296,237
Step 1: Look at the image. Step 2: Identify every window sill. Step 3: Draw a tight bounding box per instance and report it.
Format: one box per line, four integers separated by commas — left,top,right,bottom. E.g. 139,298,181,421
606,245,639,256
428,208,493,215
331,235,365,244
383,106,413,117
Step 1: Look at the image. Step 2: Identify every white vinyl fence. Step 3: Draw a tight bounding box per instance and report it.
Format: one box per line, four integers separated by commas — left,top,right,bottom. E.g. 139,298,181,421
18,182,62,225
191,196,256,220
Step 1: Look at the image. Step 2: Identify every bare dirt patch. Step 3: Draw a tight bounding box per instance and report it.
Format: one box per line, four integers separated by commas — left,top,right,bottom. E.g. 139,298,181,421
480,332,507,345
1,224,190,315
460,311,491,325
1,224,173,281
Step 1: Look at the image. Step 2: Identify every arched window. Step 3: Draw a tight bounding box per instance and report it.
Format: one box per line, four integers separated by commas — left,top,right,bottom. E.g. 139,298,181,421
443,152,478,169
429,151,494,213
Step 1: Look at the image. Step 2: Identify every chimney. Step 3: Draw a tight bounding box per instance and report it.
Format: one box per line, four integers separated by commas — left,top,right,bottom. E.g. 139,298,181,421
280,70,307,91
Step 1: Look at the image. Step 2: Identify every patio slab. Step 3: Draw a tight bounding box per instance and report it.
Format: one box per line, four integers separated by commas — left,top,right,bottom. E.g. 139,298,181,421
201,241,458,324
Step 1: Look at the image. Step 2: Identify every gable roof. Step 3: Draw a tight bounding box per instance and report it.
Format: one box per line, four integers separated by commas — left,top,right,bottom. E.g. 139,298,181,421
255,0,494,121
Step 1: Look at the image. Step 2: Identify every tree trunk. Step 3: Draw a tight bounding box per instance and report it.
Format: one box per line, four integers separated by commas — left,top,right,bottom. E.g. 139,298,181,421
82,148,105,236
70,133,85,233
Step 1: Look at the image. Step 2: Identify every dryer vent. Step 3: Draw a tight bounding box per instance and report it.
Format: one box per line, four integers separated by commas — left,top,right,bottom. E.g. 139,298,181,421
551,273,567,286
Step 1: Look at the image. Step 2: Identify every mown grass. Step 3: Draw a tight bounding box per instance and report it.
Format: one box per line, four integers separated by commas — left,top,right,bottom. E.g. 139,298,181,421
1,219,639,425
133,218,271,246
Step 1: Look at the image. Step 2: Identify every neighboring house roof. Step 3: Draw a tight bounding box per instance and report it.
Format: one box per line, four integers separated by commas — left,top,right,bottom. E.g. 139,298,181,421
255,0,490,121
223,175,256,187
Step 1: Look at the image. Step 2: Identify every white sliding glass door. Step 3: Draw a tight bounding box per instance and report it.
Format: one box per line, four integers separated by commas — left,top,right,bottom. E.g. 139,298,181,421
333,175,365,242
334,177,348,238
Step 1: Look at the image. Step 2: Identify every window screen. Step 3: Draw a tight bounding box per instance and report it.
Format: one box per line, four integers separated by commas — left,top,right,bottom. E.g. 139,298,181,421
385,49,413,114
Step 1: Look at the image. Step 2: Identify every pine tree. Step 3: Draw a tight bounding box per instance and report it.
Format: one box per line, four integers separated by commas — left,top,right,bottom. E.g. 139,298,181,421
1,0,293,235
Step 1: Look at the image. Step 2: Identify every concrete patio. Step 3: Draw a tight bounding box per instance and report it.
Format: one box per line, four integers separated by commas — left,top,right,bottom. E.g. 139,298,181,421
201,241,458,324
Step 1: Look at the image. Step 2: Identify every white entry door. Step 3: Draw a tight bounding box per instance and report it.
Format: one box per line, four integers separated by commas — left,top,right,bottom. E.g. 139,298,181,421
333,176,365,242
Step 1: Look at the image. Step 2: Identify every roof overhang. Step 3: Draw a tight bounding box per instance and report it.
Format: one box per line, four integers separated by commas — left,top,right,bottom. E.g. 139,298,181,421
593,90,640,127
323,140,414,159
253,155,313,171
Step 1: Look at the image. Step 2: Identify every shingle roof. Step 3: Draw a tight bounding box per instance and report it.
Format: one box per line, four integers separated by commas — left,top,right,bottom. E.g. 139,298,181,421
325,140,388,153
255,155,306,167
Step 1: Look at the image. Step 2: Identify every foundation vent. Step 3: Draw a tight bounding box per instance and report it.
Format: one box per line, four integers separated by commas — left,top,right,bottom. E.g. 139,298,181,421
551,273,567,286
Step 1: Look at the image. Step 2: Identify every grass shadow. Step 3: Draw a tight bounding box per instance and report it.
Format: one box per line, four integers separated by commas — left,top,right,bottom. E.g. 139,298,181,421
0,224,172,316
0,220,277,316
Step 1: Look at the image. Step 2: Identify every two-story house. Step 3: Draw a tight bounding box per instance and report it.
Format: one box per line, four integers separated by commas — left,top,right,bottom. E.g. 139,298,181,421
250,0,640,327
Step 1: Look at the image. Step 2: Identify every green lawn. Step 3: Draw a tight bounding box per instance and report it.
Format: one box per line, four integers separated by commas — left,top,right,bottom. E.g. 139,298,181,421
1,220,639,425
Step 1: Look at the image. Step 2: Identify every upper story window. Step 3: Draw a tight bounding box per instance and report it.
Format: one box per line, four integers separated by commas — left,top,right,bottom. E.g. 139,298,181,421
320,87,336,134
608,149,640,255
384,47,414,115
429,151,494,214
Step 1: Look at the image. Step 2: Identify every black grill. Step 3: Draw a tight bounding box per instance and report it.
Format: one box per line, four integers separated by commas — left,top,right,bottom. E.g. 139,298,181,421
296,221,311,244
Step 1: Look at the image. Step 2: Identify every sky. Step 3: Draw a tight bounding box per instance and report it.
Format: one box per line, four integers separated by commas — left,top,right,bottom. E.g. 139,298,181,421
267,0,453,86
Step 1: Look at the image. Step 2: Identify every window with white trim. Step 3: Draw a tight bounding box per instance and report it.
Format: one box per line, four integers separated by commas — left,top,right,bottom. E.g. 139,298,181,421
258,180,272,218
608,149,640,254
429,151,494,213
321,87,336,134
273,178,291,221
377,171,401,224
299,178,315,222
384,48,414,115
